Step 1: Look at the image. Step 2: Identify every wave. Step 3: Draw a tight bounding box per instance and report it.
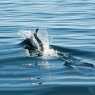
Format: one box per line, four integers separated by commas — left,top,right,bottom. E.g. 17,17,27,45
50,45,95,58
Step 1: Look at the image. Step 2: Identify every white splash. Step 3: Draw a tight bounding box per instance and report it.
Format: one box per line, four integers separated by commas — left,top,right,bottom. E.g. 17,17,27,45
37,29,57,57
18,29,57,57
18,30,33,39
43,43,57,57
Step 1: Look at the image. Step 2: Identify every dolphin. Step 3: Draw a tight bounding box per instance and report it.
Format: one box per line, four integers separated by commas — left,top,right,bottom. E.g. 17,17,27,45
20,28,44,56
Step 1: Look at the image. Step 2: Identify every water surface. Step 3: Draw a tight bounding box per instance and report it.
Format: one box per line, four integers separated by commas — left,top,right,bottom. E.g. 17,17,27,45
0,0,95,95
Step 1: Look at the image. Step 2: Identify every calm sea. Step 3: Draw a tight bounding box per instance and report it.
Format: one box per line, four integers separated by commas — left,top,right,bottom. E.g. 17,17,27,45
0,0,95,95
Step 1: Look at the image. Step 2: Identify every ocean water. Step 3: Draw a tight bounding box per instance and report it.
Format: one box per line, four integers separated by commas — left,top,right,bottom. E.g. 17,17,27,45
0,0,95,95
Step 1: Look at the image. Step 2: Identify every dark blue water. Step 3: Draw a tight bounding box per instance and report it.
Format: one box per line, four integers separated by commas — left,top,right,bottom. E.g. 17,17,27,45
0,0,95,95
